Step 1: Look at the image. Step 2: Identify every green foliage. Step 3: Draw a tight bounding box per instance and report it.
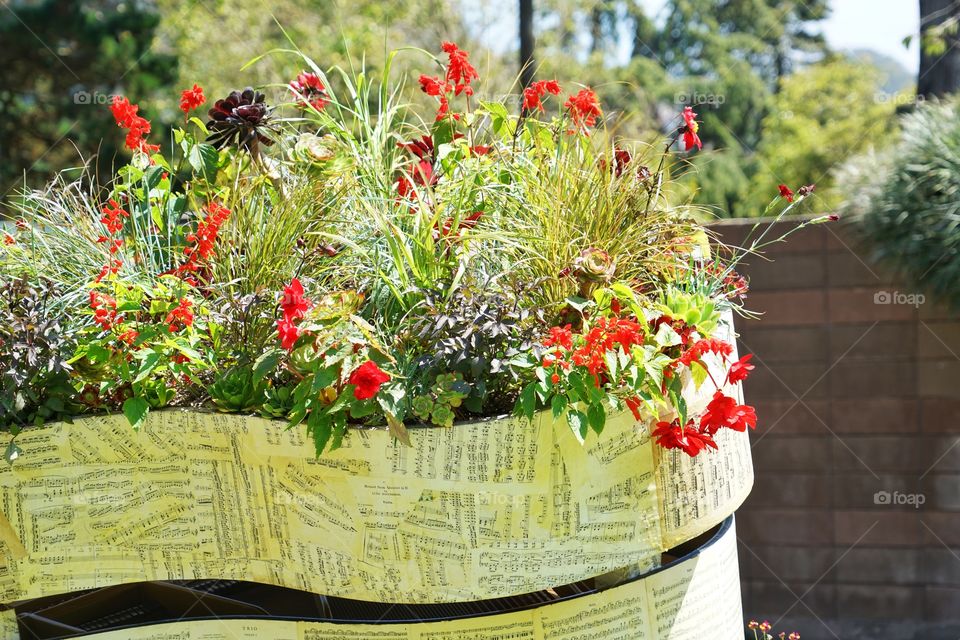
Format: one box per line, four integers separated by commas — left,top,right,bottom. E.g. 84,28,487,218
742,58,897,216
0,277,77,433
0,0,177,201
839,99,960,309
411,373,470,428
209,366,268,413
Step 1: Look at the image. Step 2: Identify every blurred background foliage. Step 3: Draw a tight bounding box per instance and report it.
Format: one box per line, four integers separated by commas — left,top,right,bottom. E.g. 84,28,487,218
0,0,934,219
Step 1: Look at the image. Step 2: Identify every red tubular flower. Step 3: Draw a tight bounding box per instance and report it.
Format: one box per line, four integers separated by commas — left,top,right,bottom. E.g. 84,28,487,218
727,354,755,384
165,298,194,333
564,88,602,132
110,96,159,154
441,41,479,96
89,291,119,330
700,391,757,434
419,74,446,97
522,79,562,113
652,418,717,457
2,233,14,245
349,360,391,400
681,106,702,151
179,84,206,114
289,71,329,111
544,324,574,350
778,184,795,202
177,201,231,276
100,199,129,236
118,329,139,346
625,396,643,421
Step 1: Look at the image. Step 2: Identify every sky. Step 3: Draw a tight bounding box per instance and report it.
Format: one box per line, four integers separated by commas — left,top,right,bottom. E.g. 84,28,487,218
471,0,921,74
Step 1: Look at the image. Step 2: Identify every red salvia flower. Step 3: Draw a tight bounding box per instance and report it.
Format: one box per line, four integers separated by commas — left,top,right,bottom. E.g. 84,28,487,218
652,418,717,457
727,354,755,384
564,88,603,132
681,106,702,151
289,71,329,111
778,184,795,202
699,390,757,434
179,84,206,114
100,199,129,236
419,74,446,97
118,329,139,346
544,324,574,350
3,233,14,245
177,201,231,276
441,41,479,96
89,291,119,330
349,360,391,400
522,79,562,113
110,96,160,154
165,297,194,333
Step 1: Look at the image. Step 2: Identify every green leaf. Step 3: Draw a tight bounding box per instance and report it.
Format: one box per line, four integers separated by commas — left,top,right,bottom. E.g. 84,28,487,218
568,409,588,441
587,402,606,436
385,411,411,447
188,143,220,182
517,383,537,421
4,440,21,466
690,360,710,389
307,410,332,456
122,397,150,431
550,394,568,420
133,351,162,383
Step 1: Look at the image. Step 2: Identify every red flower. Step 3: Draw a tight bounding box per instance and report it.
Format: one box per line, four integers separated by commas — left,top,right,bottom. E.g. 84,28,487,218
89,291,119,330
522,79,562,113
419,74,446,97
699,391,757,434
165,297,194,333
681,106,702,151
727,354,755,384
277,317,301,351
280,277,310,321
110,96,159,154
118,329,139,345
349,360,391,400
652,419,717,457
3,233,14,245
470,145,491,155
797,184,816,197
177,201,231,276
564,88,602,132
441,41,479,96
778,184,794,202
289,71,329,111
625,396,643,421
544,324,574,350
100,199,129,236
179,84,206,114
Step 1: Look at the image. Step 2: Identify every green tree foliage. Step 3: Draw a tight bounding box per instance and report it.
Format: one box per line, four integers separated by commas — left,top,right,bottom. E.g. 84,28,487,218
839,99,960,308
743,58,896,215
0,0,176,204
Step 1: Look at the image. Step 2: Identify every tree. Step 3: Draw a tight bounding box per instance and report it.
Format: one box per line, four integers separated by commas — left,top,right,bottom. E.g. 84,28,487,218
0,0,177,205
520,0,536,87
918,0,960,98
741,58,897,216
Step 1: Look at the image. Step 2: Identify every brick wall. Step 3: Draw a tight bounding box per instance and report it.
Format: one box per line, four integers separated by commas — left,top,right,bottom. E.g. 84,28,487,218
712,219,960,639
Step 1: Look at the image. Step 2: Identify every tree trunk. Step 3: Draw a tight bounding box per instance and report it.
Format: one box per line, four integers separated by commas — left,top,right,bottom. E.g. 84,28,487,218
519,0,535,88
919,0,960,98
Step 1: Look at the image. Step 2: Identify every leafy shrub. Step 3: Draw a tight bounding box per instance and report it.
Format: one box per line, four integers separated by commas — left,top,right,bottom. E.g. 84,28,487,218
0,277,76,433
839,99,960,308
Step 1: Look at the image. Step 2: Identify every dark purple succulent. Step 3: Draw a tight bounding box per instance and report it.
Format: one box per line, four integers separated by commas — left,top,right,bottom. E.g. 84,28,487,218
206,87,275,153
